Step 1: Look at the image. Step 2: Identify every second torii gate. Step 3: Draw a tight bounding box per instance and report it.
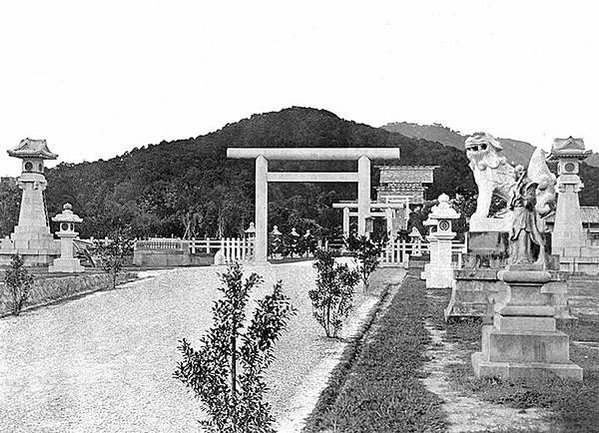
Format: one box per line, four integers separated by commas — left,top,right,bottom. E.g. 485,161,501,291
227,147,400,263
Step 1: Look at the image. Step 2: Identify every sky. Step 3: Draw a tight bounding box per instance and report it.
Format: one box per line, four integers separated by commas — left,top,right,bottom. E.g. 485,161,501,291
0,1,597,176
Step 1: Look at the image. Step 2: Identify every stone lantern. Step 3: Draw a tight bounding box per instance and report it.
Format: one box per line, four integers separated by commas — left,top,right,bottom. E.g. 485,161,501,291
244,222,256,240
424,193,460,288
7,138,59,264
549,137,592,257
49,203,84,273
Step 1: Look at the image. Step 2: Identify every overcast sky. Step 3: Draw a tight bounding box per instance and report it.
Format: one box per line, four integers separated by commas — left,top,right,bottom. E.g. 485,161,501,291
0,1,597,175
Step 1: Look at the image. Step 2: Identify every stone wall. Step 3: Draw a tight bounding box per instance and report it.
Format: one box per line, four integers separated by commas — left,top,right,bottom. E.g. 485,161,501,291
0,272,137,316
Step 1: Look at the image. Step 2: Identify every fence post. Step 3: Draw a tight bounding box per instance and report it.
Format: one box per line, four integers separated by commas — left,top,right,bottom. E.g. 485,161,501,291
206,237,211,254
191,237,196,254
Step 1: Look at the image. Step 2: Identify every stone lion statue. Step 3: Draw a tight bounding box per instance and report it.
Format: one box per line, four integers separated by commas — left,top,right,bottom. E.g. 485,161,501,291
465,132,518,220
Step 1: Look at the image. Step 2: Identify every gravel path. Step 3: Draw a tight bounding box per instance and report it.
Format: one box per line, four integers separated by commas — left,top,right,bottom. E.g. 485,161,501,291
0,262,383,433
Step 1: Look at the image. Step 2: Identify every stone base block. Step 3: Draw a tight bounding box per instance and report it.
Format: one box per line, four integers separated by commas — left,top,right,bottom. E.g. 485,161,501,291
444,275,507,322
425,267,454,289
483,327,571,364
472,352,583,381
494,315,556,332
49,258,85,273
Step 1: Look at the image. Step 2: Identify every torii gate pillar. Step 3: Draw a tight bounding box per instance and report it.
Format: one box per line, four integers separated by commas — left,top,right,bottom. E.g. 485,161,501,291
357,155,371,236
255,155,268,264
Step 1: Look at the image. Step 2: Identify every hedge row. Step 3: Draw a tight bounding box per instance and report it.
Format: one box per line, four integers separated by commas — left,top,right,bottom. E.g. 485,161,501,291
0,271,137,316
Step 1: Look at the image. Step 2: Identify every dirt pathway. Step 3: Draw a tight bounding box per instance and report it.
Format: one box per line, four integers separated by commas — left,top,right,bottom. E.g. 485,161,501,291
421,292,553,433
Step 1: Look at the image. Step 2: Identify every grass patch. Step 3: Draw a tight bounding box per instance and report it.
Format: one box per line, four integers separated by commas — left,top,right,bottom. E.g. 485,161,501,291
0,271,137,317
430,284,599,433
302,271,447,432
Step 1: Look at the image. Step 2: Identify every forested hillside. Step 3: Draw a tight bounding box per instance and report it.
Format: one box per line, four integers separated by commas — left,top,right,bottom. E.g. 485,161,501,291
39,107,475,239
0,107,596,240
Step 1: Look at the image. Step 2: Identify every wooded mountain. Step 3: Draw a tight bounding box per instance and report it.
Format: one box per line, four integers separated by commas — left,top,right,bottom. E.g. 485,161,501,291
40,107,476,239
1,107,597,240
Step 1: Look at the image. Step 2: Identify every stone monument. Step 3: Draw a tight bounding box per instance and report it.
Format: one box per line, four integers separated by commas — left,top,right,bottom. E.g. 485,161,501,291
549,137,599,273
423,194,460,289
1,138,60,266
472,148,582,380
49,203,85,273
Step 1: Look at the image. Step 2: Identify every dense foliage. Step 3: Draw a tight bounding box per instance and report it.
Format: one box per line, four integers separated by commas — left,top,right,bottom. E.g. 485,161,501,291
345,235,386,291
94,233,135,289
3,254,34,315
174,264,295,433
309,249,360,338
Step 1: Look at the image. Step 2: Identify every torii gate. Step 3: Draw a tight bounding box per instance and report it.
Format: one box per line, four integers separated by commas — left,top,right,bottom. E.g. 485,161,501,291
226,147,400,263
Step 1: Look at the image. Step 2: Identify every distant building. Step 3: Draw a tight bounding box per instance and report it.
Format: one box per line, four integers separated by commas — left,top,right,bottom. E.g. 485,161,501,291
375,165,438,205
333,165,438,237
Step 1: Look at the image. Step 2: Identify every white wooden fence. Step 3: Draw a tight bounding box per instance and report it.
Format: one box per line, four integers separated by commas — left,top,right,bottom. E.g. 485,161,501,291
378,238,467,268
134,237,255,265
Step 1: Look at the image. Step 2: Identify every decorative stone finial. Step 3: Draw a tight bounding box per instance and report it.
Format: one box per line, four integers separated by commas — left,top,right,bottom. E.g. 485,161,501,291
430,194,460,220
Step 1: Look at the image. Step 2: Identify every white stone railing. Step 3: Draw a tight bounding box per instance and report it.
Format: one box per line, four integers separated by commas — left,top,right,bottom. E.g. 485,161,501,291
135,238,185,251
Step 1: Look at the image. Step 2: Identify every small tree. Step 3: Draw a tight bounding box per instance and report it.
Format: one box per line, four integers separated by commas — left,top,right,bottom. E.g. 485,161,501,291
309,249,359,338
345,235,386,292
4,254,34,316
94,233,134,289
175,263,295,433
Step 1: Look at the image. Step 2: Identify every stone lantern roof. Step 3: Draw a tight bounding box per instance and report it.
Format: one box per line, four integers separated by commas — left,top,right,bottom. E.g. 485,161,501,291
51,203,83,224
549,137,592,159
8,138,58,160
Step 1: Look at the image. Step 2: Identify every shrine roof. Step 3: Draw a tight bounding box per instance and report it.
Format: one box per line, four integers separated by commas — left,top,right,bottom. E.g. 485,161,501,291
377,165,437,184
7,138,58,160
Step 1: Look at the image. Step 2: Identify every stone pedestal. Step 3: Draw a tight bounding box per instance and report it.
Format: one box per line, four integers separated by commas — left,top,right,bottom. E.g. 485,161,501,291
49,233,84,273
472,266,582,381
445,230,509,321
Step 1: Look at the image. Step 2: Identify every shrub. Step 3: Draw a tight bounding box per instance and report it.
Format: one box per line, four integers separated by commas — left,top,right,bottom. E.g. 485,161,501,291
4,254,34,316
309,249,360,338
345,235,386,291
174,263,295,433
94,233,134,289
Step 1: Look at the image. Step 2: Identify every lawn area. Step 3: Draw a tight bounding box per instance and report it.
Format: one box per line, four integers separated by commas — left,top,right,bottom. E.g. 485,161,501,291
303,271,447,432
427,281,599,433
304,271,599,433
